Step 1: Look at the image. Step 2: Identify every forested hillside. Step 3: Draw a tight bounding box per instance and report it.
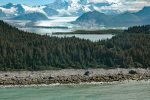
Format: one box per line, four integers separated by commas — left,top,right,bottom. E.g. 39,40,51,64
0,21,149,70
124,25,150,34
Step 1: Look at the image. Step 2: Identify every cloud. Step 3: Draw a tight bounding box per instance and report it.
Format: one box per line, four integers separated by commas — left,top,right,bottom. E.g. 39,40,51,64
87,0,150,12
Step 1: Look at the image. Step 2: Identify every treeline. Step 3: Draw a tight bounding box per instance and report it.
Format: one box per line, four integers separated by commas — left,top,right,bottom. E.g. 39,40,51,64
53,29,123,35
124,25,150,34
0,20,150,70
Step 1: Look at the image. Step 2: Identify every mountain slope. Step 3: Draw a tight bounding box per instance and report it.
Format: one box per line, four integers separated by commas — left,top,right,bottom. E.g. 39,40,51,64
43,7,58,16
0,0,150,26
0,3,46,17
0,1,121,17
0,9,6,17
15,4,25,15
2,3,14,9
134,7,150,24
74,11,111,26
74,7,150,27
111,12,142,27
12,12,49,21
0,3,27,16
135,7,150,17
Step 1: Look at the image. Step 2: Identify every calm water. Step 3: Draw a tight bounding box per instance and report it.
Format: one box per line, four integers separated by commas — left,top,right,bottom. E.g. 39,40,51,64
20,28,114,41
0,81,150,100
4,17,115,41
52,34,114,41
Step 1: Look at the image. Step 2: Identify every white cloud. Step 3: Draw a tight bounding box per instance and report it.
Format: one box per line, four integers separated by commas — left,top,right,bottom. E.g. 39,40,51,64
87,0,107,3
56,0,150,15
87,0,150,12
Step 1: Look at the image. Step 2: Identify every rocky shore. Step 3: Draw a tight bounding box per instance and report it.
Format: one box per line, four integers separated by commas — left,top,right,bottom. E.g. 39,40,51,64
0,68,150,86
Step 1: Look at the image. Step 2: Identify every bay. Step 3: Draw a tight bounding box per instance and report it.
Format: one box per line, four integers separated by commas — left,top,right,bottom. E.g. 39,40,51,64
0,81,150,100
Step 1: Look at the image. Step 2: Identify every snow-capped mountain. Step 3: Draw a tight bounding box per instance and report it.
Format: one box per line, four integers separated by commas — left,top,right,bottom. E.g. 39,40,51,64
44,0,124,16
51,0,122,16
0,0,123,18
44,0,95,16
43,7,59,16
44,0,90,16
0,3,46,17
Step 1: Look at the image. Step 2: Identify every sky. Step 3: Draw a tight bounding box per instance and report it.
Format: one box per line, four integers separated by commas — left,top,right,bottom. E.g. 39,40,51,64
0,0,56,6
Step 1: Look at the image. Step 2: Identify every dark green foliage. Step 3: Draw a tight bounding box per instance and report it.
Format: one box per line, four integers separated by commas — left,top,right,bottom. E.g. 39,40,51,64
0,20,150,70
53,29,123,35
124,25,150,34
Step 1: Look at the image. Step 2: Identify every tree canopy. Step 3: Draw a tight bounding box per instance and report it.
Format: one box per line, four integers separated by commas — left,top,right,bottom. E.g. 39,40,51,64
0,20,150,70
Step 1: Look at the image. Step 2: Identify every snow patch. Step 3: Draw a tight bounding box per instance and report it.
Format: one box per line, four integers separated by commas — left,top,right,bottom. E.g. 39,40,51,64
0,7,17,16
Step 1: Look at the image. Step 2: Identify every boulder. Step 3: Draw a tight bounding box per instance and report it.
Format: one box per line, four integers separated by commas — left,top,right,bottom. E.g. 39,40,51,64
129,70,137,74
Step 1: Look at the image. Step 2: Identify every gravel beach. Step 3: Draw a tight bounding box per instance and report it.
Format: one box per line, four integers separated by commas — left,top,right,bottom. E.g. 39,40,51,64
0,68,150,86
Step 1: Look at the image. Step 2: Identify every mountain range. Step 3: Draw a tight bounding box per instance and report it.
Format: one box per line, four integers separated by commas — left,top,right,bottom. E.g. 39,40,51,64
74,7,150,27
0,1,149,27
0,9,6,17
12,12,49,21
0,0,129,18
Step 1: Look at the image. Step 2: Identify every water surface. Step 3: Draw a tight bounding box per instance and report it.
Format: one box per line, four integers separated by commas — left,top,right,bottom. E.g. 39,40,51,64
0,81,150,100
4,17,115,41
52,34,114,42
20,28,114,41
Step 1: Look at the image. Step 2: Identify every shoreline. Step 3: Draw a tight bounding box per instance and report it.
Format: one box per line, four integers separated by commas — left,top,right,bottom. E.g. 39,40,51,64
1,79,150,88
0,68,150,87
52,29,123,35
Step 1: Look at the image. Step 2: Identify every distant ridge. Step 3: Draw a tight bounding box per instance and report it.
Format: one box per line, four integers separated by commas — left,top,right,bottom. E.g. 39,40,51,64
74,6,150,27
0,1,149,18
12,12,49,21
0,9,6,17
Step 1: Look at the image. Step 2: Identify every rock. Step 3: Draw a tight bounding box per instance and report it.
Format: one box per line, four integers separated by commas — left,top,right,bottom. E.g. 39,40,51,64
129,70,137,74
48,76,55,80
5,74,8,77
0,69,149,85
84,71,91,76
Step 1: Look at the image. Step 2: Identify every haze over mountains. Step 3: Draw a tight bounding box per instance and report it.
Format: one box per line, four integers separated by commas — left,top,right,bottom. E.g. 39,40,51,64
0,1,90,18
74,7,150,27
0,0,149,17
0,0,149,27
12,12,49,21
